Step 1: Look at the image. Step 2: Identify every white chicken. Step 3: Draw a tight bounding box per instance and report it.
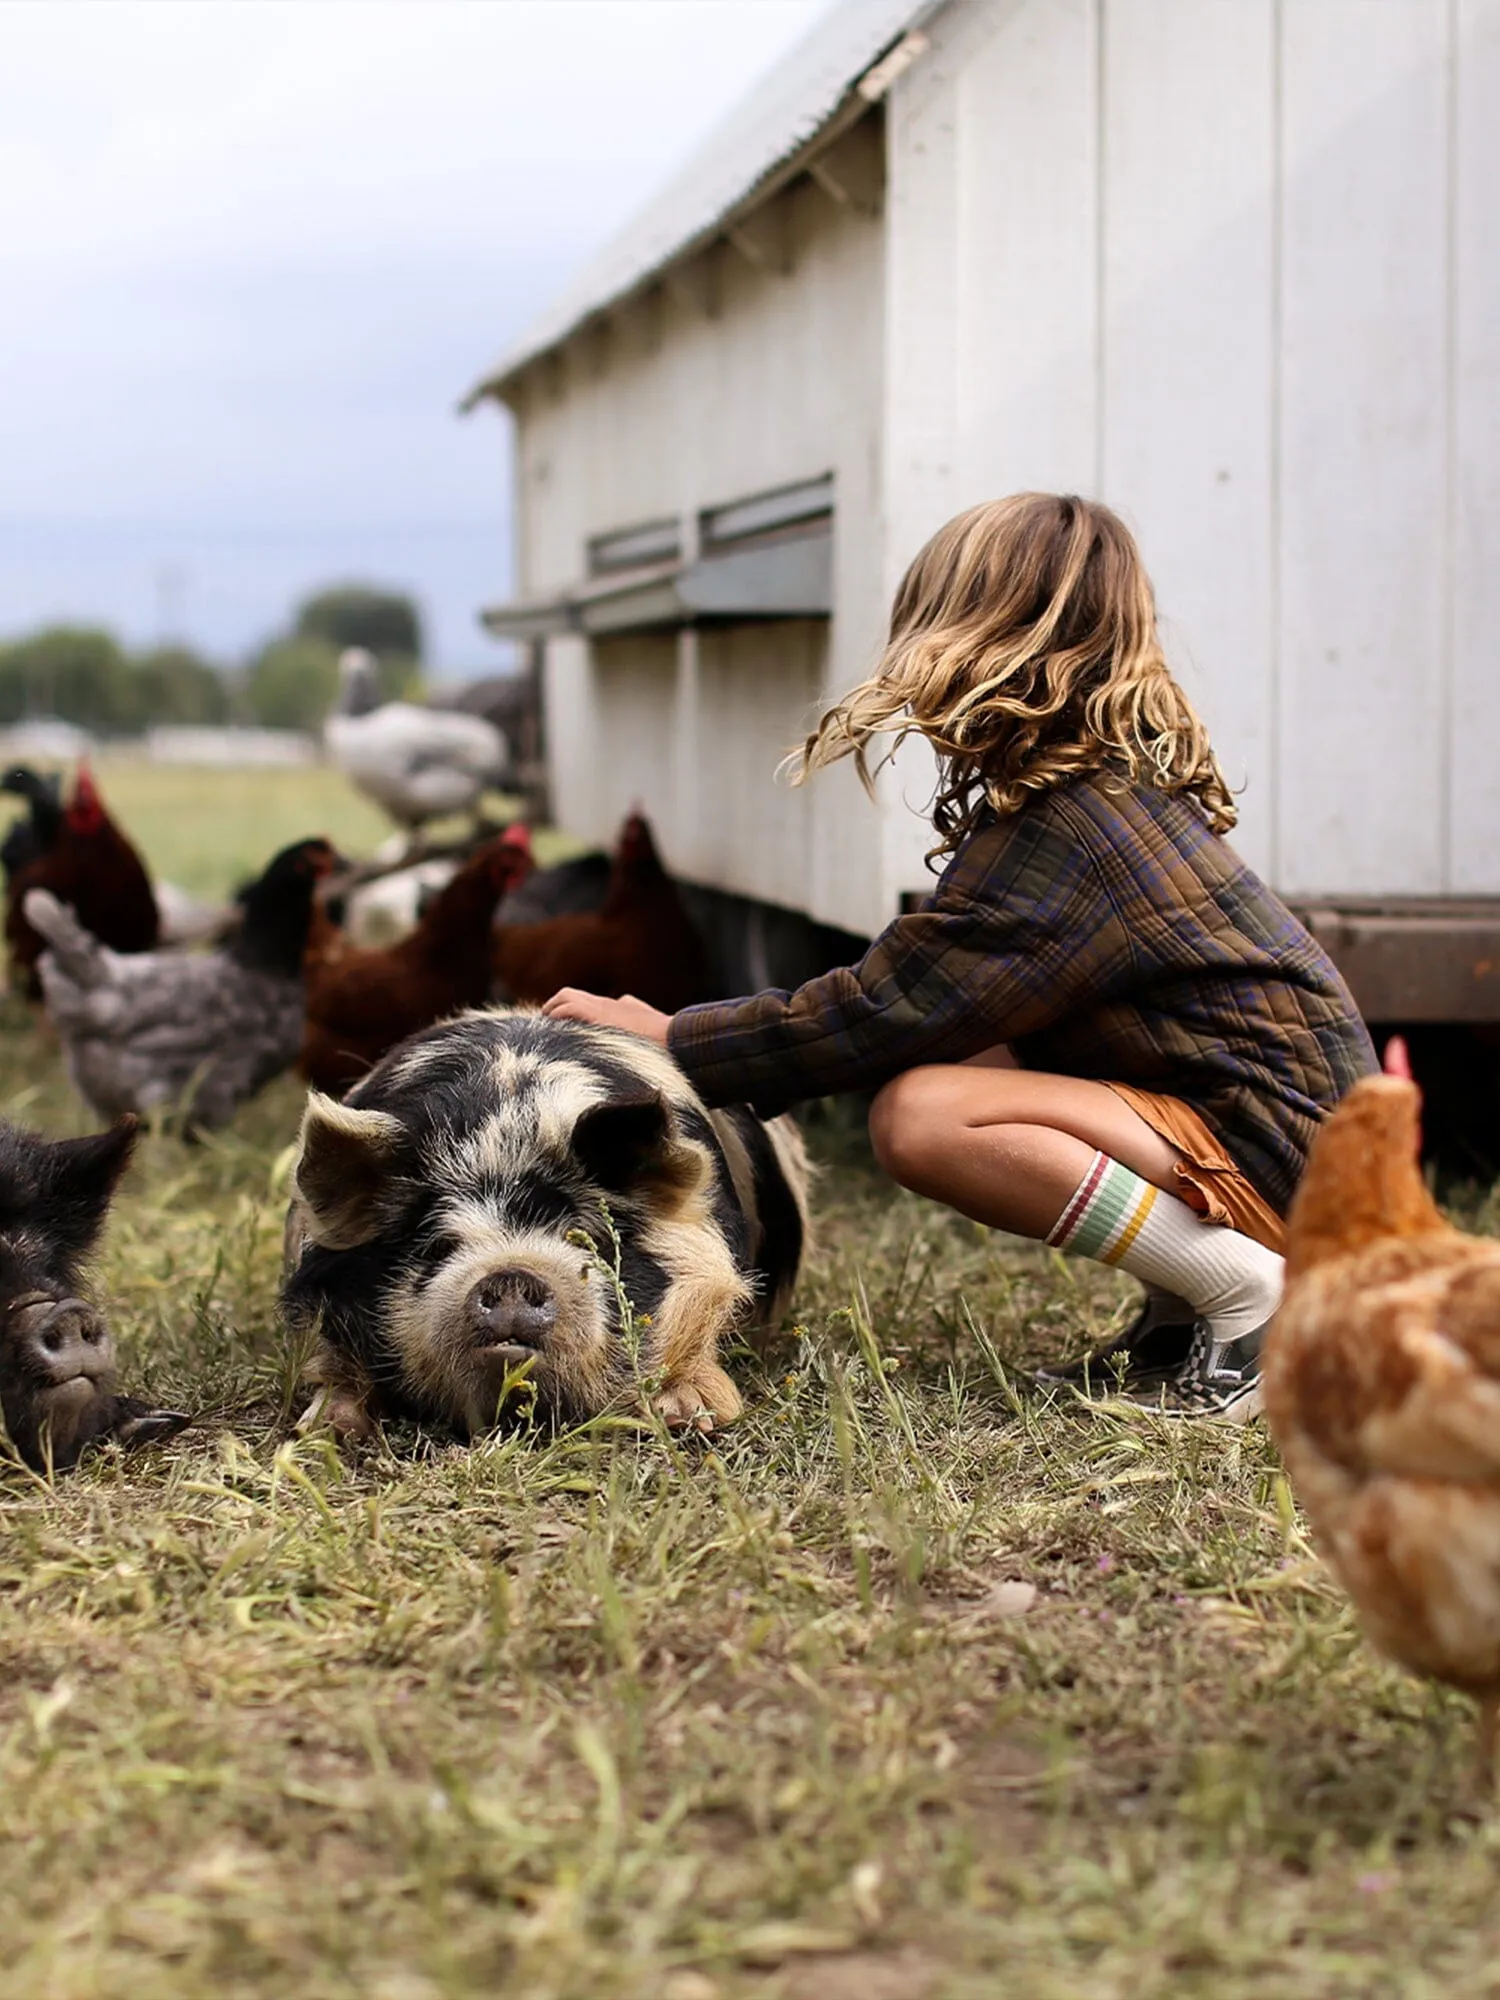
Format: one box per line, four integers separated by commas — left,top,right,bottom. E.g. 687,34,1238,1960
342,856,459,947
325,650,509,835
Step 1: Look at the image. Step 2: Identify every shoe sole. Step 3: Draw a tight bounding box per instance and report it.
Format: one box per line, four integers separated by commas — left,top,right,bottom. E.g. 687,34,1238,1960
1035,1368,1185,1402
1127,1380,1264,1425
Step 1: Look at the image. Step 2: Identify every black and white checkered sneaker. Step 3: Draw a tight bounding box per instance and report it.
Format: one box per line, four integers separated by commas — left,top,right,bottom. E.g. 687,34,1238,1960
1034,1293,1197,1399
1037,1300,1266,1423
1121,1319,1266,1423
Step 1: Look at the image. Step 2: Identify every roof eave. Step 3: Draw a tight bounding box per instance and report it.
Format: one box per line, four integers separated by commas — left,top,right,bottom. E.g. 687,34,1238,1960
459,90,874,413
458,5,939,413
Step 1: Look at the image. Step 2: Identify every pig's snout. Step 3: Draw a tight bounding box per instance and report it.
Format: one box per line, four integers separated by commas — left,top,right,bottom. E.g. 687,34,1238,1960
2,1297,120,1471
1,1296,188,1472
11,1297,116,1386
466,1269,557,1353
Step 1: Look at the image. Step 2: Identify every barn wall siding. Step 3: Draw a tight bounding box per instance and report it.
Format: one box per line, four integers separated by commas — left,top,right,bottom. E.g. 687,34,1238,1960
518,0,1499,933
952,0,1101,501
885,0,1496,899
1276,0,1450,896
695,621,825,913
1451,0,1500,891
521,173,891,936
1099,0,1277,878
881,0,1105,908
517,176,882,596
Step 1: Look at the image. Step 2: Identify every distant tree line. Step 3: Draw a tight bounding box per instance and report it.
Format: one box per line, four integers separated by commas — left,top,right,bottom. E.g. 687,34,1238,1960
0,630,230,733
0,585,425,736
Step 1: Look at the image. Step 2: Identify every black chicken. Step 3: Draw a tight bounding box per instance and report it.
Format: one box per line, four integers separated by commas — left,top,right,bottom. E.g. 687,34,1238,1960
0,766,63,883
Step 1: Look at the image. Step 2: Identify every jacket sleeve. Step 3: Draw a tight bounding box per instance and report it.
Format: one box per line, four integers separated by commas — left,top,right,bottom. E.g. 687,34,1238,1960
666,808,1121,1115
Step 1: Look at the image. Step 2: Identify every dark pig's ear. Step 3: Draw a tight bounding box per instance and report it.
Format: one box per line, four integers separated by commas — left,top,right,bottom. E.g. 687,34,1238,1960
40,1119,140,1247
572,1092,706,1201
294,1096,411,1250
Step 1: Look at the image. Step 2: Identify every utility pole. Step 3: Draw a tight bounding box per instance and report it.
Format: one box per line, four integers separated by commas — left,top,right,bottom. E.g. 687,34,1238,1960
154,563,188,646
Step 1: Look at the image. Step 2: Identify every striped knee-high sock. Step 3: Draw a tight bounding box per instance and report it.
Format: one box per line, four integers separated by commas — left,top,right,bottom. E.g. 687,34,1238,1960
1047,1151,1282,1347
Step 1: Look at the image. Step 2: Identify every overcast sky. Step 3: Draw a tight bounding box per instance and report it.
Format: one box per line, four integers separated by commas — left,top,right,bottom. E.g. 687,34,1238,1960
0,0,829,675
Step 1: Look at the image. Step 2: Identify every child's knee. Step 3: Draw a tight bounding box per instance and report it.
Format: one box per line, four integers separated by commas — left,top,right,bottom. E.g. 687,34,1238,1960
869,1067,955,1187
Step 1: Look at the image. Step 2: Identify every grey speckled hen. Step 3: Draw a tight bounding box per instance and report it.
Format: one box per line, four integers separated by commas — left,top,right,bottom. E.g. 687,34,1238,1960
25,837,339,1134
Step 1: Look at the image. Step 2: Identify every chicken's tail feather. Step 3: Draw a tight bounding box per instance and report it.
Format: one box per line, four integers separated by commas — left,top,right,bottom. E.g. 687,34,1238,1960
23,888,108,988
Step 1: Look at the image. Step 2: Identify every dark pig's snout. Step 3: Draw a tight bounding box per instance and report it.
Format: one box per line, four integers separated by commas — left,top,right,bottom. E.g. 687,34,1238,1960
2,1297,121,1471
11,1297,116,1386
466,1268,558,1354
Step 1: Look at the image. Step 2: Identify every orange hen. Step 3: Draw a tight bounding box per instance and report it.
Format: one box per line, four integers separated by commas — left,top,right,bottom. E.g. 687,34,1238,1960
1265,1039,1500,1768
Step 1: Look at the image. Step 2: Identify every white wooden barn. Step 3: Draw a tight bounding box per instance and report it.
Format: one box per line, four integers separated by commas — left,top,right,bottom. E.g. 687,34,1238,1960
466,0,1500,1020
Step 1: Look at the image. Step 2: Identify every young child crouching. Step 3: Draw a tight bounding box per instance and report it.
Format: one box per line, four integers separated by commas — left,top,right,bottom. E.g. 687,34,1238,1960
546,493,1376,1419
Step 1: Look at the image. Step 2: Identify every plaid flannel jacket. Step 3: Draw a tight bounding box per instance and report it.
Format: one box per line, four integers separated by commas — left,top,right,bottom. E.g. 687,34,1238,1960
668,777,1377,1214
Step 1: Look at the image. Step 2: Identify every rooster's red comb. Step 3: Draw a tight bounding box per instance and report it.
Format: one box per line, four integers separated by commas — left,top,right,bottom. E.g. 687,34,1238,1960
501,821,532,853
1383,1035,1413,1081
66,758,105,832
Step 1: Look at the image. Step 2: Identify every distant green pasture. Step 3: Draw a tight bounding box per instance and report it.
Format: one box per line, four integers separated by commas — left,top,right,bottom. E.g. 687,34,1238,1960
0,757,568,900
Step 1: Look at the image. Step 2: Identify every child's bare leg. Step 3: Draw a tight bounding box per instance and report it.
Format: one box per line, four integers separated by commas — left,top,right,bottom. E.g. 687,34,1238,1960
869,1063,1281,1416
960,1043,1022,1071
869,1063,1182,1236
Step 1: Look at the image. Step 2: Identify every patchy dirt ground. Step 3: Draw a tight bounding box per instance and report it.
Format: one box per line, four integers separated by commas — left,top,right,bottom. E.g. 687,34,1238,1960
3,773,1499,1999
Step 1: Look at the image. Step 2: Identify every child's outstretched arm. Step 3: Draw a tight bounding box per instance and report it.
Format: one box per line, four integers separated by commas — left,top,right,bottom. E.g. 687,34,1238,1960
545,991,671,1042
547,804,1126,1116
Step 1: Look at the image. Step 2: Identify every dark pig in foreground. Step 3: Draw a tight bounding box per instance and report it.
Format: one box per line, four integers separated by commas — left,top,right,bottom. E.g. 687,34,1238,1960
0,1116,185,1471
280,1010,809,1439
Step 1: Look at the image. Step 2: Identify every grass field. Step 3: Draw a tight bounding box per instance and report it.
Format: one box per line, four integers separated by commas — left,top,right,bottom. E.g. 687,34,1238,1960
73,759,397,902
65,758,572,901
3,769,1499,1999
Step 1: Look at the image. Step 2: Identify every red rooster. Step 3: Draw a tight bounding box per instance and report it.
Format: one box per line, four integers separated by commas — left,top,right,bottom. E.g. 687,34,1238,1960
5,764,159,999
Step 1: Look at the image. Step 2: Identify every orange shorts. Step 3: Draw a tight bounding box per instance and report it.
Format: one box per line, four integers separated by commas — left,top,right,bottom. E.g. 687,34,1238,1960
1103,1084,1286,1255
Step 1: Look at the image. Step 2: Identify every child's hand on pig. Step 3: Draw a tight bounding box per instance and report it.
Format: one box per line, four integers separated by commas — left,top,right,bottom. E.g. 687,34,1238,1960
542,989,671,1044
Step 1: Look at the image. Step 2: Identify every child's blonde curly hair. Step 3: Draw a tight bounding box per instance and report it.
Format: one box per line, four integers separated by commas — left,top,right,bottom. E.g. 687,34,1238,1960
791,492,1236,855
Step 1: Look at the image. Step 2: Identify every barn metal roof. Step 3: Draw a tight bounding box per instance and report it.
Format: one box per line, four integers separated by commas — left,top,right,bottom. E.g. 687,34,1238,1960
462,0,934,406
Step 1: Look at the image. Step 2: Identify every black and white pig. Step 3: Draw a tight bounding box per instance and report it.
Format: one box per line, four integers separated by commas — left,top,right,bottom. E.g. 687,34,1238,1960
0,1116,186,1471
280,1010,809,1440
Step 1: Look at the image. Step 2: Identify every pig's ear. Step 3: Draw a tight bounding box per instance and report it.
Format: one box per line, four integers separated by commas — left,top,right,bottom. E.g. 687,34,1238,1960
294,1096,411,1250
41,1118,139,1246
572,1092,705,1201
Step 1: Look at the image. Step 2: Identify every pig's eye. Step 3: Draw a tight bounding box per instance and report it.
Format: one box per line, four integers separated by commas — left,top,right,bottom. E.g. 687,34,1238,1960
505,1183,574,1231
411,1232,464,1278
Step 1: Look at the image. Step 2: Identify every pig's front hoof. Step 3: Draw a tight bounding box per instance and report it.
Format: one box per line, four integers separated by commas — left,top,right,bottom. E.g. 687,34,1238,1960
652,1365,742,1433
298,1382,382,1444
659,1398,714,1434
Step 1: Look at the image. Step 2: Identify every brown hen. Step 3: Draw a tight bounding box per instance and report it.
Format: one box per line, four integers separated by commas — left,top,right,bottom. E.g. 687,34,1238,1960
1265,1039,1500,1770
491,811,713,1013
301,824,534,1094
